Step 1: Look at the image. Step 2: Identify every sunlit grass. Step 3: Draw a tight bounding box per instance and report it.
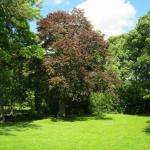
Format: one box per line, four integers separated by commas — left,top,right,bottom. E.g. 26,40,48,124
0,114,150,150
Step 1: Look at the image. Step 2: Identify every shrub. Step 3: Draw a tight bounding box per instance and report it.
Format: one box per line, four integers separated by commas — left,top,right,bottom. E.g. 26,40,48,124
90,92,118,114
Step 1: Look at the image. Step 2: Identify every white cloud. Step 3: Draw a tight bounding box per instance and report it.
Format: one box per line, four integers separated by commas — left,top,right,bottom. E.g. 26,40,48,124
77,0,136,36
53,0,65,4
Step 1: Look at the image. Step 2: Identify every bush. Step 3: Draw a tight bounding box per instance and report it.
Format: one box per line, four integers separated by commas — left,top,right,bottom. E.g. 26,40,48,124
90,92,118,114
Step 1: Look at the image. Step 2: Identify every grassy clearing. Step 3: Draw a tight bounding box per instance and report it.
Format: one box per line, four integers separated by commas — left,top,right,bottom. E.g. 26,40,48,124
0,114,150,150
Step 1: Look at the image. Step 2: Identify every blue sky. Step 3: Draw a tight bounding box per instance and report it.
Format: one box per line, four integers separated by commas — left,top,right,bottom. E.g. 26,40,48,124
30,0,150,36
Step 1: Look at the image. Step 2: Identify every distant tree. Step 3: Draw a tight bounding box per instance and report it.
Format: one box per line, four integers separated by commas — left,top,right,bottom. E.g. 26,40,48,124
108,11,150,113
38,9,116,117
126,11,150,102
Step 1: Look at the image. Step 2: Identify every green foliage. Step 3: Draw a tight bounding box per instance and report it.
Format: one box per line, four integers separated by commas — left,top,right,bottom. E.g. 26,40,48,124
108,11,150,114
125,12,150,106
90,92,118,114
107,34,131,80
0,0,44,120
19,45,44,59
25,90,35,107
0,0,42,20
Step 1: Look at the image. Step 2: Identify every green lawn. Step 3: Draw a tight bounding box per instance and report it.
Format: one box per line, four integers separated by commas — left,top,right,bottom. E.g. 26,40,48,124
0,114,150,150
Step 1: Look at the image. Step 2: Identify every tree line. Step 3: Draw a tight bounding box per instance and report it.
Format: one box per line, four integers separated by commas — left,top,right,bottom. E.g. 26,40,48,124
0,0,150,122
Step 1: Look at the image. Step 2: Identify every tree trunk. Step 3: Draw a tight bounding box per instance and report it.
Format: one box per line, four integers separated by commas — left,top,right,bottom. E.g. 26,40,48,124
0,93,5,123
57,100,66,118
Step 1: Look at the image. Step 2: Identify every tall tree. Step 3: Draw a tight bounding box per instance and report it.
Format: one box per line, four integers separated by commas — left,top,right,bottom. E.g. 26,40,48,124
0,0,44,122
126,11,150,102
108,11,150,113
38,9,116,117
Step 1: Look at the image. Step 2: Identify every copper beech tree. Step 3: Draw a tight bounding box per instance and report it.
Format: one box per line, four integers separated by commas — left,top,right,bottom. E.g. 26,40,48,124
38,9,116,117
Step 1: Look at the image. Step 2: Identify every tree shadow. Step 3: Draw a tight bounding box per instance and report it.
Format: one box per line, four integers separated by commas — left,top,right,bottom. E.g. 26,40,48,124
145,126,150,134
144,121,150,135
94,115,113,120
50,114,113,122
4,113,46,122
0,114,42,136
136,114,150,117
0,121,41,136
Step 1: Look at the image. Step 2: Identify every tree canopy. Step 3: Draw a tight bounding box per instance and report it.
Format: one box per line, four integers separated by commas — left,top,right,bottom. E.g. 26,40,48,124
0,0,44,122
37,9,116,116
108,11,150,113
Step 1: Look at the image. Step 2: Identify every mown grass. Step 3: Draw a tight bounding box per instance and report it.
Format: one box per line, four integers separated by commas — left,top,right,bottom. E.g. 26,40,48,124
0,114,150,150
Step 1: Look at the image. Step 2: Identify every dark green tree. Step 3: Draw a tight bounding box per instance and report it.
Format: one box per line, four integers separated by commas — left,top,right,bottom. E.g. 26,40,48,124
0,0,44,122
108,11,150,113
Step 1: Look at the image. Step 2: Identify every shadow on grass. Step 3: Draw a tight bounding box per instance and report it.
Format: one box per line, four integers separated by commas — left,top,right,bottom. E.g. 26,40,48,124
4,113,46,122
137,114,150,117
0,114,43,136
0,122,40,136
144,121,150,135
145,126,150,134
50,114,113,122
